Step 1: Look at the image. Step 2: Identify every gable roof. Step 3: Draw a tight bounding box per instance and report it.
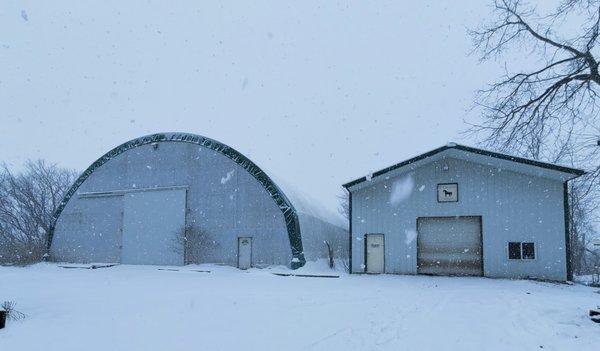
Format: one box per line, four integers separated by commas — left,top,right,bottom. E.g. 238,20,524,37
343,143,585,189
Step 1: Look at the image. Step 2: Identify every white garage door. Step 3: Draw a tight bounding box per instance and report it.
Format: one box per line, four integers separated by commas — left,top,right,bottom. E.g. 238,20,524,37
417,216,482,276
121,188,187,265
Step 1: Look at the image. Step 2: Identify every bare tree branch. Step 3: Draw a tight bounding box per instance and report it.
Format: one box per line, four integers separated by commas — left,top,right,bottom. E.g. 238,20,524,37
0,161,78,265
469,0,600,274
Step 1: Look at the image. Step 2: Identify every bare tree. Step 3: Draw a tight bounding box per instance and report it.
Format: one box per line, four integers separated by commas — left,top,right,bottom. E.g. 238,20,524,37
469,0,600,158
569,175,599,272
337,187,349,220
469,0,599,160
470,0,600,274
0,160,78,265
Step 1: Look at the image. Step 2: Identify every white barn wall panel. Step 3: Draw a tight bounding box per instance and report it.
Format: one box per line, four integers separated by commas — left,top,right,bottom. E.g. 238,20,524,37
121,188,187,266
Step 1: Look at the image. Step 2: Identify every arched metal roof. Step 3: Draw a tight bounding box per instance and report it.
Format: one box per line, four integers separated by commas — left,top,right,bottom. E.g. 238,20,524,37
49,132,305,267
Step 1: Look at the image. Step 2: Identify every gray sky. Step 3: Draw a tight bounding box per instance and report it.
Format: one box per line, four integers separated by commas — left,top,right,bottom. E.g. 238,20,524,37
0,1,501,210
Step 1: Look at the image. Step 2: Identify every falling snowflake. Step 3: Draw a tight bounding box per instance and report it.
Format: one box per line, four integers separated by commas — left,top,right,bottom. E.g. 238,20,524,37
404,229,417,245
390,174,414,206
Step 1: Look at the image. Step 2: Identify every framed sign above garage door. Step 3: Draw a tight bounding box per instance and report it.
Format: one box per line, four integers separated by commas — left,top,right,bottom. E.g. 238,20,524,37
417,216,482,276
437,183,458,202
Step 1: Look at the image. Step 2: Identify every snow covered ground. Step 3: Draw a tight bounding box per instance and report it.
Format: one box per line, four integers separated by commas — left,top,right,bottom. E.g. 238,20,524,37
1,262,599,351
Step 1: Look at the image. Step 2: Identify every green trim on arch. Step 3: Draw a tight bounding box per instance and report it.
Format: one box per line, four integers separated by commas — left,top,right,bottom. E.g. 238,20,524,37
48,132,306,268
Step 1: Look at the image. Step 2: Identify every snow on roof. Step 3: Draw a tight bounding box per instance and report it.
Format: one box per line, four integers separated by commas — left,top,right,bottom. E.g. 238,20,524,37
265,171,346,229
344,143,585,189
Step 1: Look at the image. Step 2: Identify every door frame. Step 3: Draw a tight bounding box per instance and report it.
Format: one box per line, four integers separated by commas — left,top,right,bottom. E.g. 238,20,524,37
364,233,385,274
416,215,484,276
237,236,253,269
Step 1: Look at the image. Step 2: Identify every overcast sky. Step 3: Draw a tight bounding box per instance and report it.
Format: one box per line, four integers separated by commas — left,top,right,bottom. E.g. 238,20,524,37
0,1,503,210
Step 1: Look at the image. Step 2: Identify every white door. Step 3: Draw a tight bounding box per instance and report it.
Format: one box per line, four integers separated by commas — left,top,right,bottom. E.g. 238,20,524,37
417,216,482,276
121,188,187,265
238,237,252,270
365,234,385,273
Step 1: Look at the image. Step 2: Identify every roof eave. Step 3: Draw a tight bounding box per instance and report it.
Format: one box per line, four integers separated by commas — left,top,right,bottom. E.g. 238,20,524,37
453,144,585,177
343,144,585,190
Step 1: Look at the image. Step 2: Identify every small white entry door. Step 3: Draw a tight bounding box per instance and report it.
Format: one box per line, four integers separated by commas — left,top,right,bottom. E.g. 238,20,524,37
237,237,252,270
365,234,385,273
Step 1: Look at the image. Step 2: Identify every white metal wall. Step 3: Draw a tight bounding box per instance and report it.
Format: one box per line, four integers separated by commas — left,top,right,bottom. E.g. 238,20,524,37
350,157,567,281
121,188,186,265
51,142,291,266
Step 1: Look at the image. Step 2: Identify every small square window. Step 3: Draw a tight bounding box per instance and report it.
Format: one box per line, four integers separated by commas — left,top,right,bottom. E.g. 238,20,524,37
508,242,521,259
522,242,535,259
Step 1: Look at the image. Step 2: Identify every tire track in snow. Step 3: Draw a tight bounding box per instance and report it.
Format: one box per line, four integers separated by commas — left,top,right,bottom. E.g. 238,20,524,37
301,327,352,350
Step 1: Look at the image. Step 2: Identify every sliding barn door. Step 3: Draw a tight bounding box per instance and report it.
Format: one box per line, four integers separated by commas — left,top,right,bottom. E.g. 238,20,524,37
121,188,187,265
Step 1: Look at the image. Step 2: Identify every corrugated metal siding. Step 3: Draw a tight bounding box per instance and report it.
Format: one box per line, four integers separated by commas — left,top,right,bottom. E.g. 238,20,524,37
52,196,123,263
121,188,186,265
51,142,292,266
350,157,567,280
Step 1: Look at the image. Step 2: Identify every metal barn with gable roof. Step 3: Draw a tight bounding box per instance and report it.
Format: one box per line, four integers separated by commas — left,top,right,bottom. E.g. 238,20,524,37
343,143,583,281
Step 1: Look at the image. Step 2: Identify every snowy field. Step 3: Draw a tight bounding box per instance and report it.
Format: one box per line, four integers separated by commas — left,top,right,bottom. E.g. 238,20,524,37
1,263,600,351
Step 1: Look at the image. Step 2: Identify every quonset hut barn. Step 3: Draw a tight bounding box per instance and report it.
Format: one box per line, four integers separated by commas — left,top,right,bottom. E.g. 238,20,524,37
344,143,584,281
49,132,347,269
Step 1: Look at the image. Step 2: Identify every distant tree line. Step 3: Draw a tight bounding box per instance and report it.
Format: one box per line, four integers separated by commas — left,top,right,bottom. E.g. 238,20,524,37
0,160,78,265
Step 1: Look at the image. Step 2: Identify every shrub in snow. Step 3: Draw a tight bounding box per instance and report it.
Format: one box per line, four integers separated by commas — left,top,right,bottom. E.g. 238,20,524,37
340,257,350,272
324,241,334,268
171,225,219,264
1,301,26,321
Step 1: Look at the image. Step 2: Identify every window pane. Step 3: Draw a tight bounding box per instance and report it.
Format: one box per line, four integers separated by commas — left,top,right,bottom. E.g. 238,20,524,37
522,242,535,259
508,242,521,259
